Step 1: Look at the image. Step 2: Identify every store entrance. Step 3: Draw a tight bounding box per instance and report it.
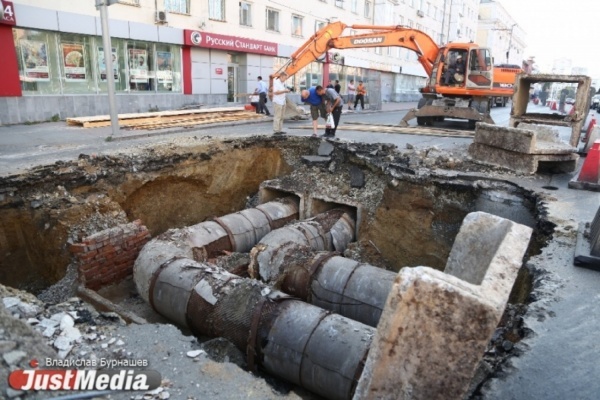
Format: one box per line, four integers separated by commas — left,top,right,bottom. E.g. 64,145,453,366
227,65,238,102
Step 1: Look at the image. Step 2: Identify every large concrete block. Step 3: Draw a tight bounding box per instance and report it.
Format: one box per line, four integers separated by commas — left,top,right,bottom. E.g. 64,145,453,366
474,123,537,153
354,212,532,400
469,142,578,174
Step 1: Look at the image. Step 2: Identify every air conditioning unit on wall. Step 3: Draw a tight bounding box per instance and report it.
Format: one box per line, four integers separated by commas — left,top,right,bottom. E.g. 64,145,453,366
416,10,425,17
156,10,168,24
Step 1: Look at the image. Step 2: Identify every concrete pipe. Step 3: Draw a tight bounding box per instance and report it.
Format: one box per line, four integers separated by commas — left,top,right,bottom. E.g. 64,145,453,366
135,197,298,303
249,209,355,284
136,256,374,400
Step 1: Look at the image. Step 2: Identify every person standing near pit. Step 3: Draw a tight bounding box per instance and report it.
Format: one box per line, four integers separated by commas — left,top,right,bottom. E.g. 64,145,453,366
347,79,356,110
334,80,341,94
301,86,327,137
254,76,271,116
354,80,366,111
317,85,344,137
272,72,290,135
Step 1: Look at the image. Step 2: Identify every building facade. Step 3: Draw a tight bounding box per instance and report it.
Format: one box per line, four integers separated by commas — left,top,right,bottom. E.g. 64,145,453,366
477,0,525,67
2,0,487,124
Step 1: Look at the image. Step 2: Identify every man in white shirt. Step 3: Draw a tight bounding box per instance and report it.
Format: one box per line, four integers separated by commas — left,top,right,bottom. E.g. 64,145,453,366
272,72,290,135
347,79,356,110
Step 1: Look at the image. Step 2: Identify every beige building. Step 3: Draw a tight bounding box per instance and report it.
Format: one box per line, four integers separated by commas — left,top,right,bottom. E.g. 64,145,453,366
2,0,489,123
477,0,525,67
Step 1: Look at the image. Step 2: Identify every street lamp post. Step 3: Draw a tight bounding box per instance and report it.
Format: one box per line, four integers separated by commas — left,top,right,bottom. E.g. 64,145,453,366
96,0,119,137
506,23,517,64
493,23,517,65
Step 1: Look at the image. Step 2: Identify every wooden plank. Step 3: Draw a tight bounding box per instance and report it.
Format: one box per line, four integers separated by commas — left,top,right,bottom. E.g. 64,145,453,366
68,109,259,129
66,106,248,125
290,124,474,138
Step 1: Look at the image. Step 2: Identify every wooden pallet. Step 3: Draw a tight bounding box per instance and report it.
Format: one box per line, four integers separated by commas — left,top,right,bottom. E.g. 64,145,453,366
66,107,260,129
291,123,475,138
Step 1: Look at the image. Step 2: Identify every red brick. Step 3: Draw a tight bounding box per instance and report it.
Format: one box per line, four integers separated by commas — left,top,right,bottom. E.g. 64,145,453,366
69,243,88,253
78,251,98,261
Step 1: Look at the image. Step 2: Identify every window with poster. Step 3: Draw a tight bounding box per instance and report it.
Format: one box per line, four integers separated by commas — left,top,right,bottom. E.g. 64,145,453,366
155,44,181,92
127,42,152,91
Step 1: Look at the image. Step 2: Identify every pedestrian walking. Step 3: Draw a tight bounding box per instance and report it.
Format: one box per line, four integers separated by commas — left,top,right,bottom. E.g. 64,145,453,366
254,76,271,116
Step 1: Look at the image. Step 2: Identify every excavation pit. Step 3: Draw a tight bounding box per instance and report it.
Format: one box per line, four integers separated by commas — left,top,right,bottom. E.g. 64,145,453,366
0,136,552,399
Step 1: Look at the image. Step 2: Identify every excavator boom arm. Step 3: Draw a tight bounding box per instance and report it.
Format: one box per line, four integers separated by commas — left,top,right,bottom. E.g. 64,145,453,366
329,26,438,76
270,22,439,85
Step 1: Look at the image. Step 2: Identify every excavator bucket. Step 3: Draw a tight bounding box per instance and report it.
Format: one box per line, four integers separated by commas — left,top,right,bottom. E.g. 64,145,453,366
284,97,309,120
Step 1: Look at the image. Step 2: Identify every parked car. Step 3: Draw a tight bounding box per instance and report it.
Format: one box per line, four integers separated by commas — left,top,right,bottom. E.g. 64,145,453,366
565,97,575,105
591,95,600,110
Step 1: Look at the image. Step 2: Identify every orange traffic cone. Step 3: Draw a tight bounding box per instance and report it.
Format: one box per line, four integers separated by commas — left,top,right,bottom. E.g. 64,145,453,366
570,140,600,191
551,101,558,111
583,115,597,143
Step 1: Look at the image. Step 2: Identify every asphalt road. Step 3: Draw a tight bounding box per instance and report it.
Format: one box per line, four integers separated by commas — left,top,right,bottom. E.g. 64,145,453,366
1,101,600,399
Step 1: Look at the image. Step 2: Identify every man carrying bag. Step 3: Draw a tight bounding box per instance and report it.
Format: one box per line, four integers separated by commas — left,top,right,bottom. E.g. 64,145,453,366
317,86,344,137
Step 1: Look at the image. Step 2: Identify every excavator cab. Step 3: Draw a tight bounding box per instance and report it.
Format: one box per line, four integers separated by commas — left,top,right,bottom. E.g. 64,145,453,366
464,47,493,90
438,46,493,90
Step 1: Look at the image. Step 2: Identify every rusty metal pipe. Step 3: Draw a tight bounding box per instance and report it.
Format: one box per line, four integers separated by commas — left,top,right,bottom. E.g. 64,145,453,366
249,209,355,283
251,245,395,327
135,256,374,400
135,197,298,303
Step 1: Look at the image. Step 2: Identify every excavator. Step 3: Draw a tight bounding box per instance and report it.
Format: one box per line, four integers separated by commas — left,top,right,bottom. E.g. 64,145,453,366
269,21,522,128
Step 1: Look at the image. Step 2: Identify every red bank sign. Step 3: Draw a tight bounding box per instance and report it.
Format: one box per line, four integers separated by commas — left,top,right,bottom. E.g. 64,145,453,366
184,30,278,56
1,0,17,26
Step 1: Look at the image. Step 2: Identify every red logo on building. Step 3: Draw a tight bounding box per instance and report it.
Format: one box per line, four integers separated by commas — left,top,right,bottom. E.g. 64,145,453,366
184,30,278,56
1,0,17,26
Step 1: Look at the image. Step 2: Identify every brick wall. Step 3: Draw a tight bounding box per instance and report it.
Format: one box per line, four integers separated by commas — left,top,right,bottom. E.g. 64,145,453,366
70,220,151,290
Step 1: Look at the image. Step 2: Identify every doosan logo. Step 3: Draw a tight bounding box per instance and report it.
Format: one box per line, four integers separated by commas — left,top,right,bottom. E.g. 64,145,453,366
190,31,202,45
351,37,384,45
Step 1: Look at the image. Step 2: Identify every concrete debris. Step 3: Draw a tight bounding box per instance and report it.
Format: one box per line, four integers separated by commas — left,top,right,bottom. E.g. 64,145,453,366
317,141,335,156
3,350,27,366
349,165,365,188
2,297,20,309
186,349,205,358
301,155,331,165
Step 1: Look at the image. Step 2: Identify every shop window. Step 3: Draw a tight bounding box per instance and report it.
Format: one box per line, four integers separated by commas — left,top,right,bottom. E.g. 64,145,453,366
266,8,279,32
59,33,96,94
156,44,182,92
240,2,252,27
292,15,303,37
127,42,153,91
164,0,188,14
14,29,62,95
13,28,182,95
209,0,225,21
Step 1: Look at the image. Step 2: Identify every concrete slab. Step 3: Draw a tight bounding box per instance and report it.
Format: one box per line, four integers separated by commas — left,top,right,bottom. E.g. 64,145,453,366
354,212,533,400
469,143,579,174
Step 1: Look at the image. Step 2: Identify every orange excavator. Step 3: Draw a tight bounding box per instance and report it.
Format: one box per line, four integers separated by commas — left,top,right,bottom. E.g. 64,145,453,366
270,22,522,128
